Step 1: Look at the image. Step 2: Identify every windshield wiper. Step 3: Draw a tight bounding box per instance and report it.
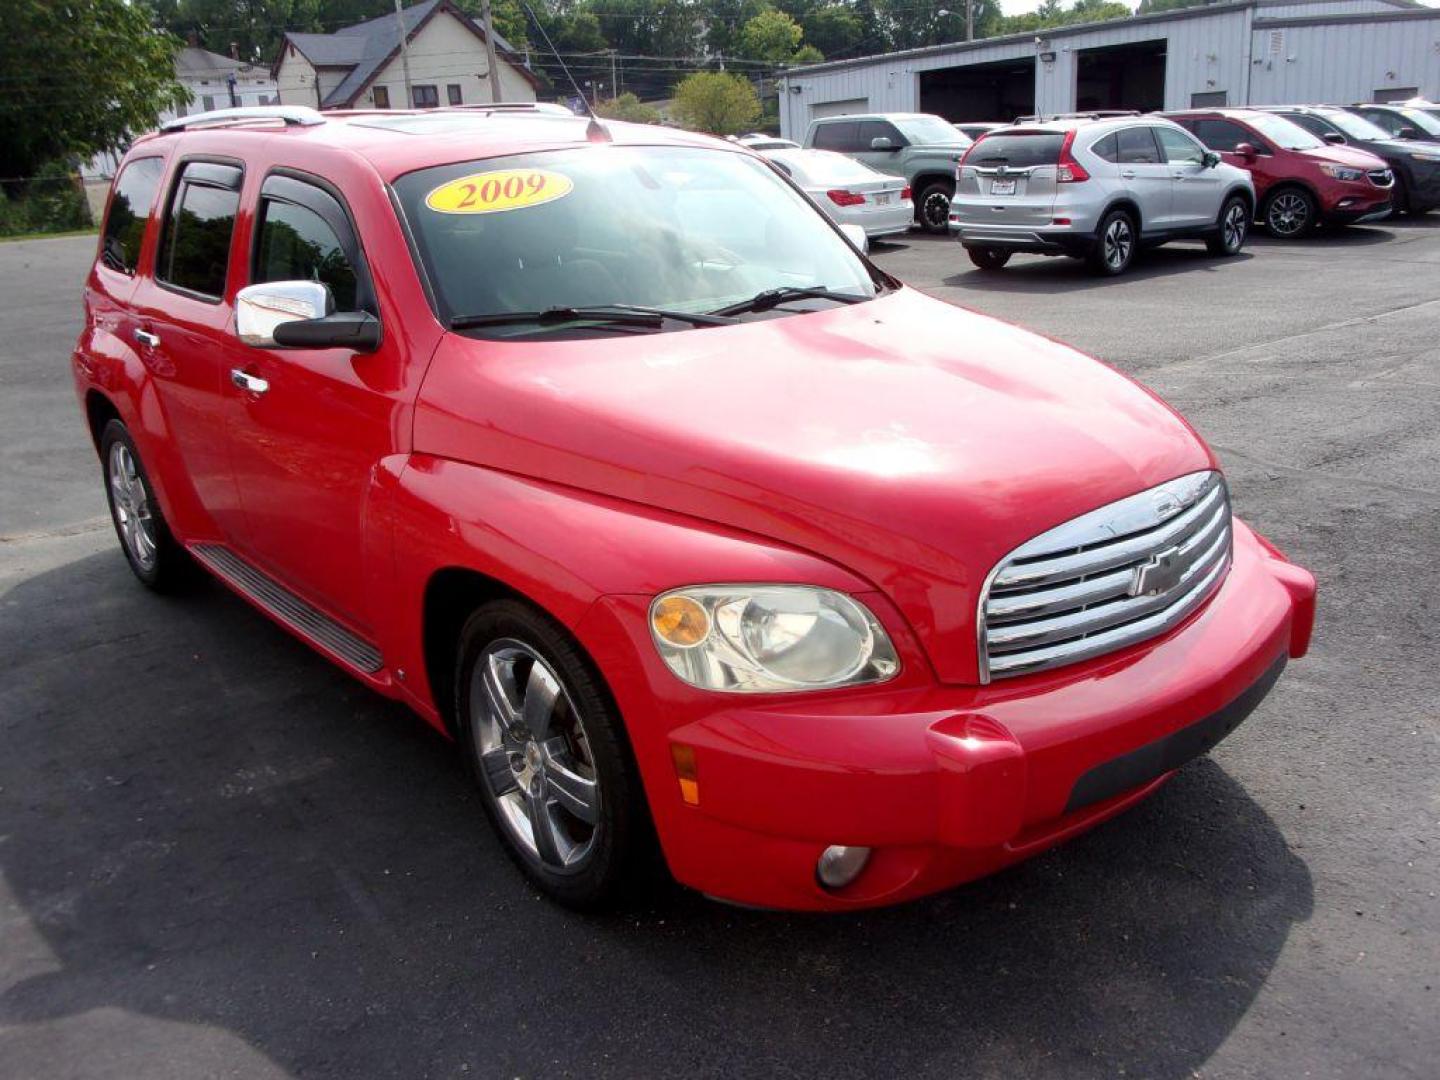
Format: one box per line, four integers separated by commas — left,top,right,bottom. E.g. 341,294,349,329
450,304,734,332
709,285,866,318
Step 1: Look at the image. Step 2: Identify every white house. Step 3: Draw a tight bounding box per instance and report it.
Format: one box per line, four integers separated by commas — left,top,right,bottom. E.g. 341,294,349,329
83,45,279,179
275,0,539,111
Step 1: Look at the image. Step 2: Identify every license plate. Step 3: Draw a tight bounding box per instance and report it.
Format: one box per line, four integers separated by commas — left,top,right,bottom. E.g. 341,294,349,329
990,179,1017,195
872,193,892,205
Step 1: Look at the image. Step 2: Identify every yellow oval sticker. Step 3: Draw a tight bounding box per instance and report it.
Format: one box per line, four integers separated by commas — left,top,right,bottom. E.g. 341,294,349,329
425,168,574,215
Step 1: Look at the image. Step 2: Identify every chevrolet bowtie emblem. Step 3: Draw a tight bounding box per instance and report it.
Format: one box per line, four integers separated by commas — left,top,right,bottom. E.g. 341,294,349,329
1129,546,1186,597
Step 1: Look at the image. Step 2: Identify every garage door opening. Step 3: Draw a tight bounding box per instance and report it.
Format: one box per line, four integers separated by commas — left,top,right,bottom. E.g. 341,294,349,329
1075,39,1166,113
919,59,1036,123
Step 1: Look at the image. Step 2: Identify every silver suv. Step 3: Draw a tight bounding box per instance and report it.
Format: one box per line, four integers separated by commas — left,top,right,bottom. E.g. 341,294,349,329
949,115,1256,275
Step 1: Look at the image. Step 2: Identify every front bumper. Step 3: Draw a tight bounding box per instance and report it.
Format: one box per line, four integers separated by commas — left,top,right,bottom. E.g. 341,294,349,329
580,520,1315,911
1321,192,1392,224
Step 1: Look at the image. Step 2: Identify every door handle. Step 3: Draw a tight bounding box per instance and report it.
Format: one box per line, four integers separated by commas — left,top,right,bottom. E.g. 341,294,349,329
1120,170,1136,179
230,369,270,395
133,328,160,348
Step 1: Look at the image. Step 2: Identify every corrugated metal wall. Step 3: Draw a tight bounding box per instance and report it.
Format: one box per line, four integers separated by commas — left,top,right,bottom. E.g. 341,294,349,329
779,4,1440,138
1249,20,1440,103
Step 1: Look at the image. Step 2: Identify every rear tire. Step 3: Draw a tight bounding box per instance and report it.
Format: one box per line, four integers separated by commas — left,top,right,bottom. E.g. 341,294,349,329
1088,209,1137,275
916,180,954,234
99,420,190,591
967,246,1012,271
1207,195,1250,256
454,599,655,909
1262,186,1317,239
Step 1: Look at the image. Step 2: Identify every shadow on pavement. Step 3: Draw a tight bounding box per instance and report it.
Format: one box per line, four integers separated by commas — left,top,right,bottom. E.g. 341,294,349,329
0,550,1314,1078
942,244,1256,293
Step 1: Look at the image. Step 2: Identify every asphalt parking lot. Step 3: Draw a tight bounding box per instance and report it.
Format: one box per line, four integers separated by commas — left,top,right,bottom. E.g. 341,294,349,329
2,223,1438,1079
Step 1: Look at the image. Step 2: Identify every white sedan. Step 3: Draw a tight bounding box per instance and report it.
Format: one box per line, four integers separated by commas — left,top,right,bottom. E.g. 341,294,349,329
761,148,913,240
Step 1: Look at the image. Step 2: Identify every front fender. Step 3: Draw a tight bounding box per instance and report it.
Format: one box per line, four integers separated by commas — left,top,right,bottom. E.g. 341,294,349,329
378,453,885,727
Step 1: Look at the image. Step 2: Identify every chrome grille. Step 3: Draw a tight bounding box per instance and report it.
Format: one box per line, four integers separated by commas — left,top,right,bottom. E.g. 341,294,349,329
1368,169,1393,188
978,471,1232,681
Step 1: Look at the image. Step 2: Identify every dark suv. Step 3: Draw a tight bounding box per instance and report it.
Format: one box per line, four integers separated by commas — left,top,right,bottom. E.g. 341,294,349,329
1163,108,1394,238
1264,105,1440,215
1345,103,1440,145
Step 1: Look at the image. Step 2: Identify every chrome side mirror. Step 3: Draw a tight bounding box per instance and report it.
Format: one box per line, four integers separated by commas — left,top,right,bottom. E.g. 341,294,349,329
840,222,869,254
869,136,895,152
236,281,334,347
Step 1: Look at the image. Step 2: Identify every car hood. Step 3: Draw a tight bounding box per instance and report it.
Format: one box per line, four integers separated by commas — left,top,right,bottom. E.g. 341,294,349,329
415,288,1214,683
1298,144,1389,169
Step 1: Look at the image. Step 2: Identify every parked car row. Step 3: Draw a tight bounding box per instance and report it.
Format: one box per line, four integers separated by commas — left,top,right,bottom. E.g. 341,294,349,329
782,102,1436,276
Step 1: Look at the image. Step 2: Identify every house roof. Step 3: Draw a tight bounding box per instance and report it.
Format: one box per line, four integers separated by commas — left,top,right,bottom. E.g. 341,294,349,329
176,46,269,79
281,0,537,108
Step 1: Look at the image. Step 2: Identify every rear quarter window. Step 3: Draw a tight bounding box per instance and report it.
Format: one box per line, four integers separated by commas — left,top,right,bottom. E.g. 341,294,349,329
967,132,1064,168
100,157,165,276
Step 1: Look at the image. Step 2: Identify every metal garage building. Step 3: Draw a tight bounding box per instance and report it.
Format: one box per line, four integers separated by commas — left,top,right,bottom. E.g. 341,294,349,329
777,0,1440,138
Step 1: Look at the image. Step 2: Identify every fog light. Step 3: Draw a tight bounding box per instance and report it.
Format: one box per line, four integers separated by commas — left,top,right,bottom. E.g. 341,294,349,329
1337,198,1355,208
816,845,871,889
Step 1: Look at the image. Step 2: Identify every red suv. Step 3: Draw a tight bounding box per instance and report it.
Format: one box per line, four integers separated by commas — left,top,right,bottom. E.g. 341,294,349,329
1163,108,1393,237
75,105,1315,912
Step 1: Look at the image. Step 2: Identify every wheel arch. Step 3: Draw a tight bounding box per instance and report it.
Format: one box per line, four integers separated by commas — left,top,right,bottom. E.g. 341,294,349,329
1101,197,1143,233
84,389,123,455
1259,180,1319,218
1223,185,1255,216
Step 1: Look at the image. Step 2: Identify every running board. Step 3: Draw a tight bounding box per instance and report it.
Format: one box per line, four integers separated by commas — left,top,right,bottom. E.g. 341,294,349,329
191,544,383,674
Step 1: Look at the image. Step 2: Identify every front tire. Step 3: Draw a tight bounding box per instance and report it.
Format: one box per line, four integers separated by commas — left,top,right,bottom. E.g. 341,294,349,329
455,599,653,909
916,180,954,234
99,420,189,591
967,246,1012,271
1207,195,1250,256
1089,209,1137,275
1263,187,1317,239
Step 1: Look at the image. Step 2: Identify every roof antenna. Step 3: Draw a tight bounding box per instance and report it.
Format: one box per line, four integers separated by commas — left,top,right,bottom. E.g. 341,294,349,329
516,0,611,143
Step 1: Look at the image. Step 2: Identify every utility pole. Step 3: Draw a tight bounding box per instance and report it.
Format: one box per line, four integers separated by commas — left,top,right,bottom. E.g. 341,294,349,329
609,49,618,102
966,0,974,42
393,0,414,107
481,0,503,103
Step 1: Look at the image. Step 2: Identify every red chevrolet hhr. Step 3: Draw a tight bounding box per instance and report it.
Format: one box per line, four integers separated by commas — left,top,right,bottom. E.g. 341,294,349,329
75,105,1316,911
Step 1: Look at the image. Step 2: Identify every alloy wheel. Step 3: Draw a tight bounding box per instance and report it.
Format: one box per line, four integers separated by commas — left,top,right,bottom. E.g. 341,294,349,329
1223,202,1248,251
1104,216,1133,269
1268,192,1310,237
108,442,157,572
470,639,600,870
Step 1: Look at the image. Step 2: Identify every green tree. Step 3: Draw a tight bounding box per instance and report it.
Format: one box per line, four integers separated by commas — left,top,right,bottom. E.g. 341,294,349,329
738,7,803,62
802,4,866,59
1,0,185,187
672,71,761,135
790,43,824,64
596,91,662,123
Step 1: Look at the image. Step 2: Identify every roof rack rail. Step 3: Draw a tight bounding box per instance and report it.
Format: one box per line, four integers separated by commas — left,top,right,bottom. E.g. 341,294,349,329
1013,109,1142,123
448,102,577,115
160,105,325,133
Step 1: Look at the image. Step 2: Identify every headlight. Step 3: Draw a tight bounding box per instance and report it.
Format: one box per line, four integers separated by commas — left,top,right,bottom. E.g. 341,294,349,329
1320,164,1366,181
649,585,899,692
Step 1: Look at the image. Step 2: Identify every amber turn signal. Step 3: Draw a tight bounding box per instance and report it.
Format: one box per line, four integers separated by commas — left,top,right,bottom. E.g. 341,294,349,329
651,594,710,647
671,743,700,806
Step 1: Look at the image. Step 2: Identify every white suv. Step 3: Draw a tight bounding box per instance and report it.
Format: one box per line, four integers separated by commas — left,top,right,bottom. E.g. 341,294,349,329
949,115,1256,275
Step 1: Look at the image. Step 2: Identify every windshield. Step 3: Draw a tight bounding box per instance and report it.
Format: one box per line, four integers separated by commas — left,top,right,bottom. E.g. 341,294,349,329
895,115,970,146
1319,110,1390,141
1245,112,1324,150
394,145,878,337
1398,107,1440,136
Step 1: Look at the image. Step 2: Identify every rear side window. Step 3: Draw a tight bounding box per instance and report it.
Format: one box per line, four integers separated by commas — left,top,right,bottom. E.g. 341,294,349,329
157,161,242,300
967,132,1064,168
812,121,859,152
100,157,165,276
253,175,365,313
1116,127,1161,164
1090,133,1119,162
1190,119,1255,153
